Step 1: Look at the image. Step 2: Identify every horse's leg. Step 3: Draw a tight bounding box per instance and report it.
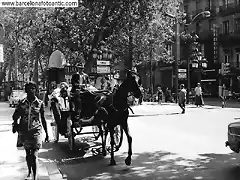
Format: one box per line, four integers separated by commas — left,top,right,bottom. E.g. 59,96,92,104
109,127,116,165
100,123,107,156
122,120,132,166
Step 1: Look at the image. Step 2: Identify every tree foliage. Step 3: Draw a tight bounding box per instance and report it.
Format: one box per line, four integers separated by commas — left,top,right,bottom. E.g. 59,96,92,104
0,0,181,85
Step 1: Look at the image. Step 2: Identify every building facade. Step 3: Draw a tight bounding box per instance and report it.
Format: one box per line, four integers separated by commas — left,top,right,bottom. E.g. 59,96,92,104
183,0,240,95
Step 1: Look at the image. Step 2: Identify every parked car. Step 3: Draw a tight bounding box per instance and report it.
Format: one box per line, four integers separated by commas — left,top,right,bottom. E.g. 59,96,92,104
9,90,26,107
226,121,240,153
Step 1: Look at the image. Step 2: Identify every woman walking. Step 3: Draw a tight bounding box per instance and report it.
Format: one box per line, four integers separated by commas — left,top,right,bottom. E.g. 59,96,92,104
157,86,163,104
195,83,204,107
12,82,49,180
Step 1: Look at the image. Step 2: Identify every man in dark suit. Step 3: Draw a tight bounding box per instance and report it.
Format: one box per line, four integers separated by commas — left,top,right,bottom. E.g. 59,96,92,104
71,62,90,91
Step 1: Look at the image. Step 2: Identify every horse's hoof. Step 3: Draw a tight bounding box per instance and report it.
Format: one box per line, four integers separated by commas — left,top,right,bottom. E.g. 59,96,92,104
108,159,116,166
102,150,107,157
125,156,132,166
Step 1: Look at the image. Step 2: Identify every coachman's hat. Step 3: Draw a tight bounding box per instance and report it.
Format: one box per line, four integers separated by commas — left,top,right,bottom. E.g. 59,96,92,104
75,62,84,68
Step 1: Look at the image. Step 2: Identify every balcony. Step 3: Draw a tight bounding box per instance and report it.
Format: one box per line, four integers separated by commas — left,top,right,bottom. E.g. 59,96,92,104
219,2,240,16
204,6,217,17
190,7,217,19
218,31,240,46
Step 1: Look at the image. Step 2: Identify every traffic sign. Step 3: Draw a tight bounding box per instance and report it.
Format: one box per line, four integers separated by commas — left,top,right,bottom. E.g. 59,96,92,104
97,66,110,73
178,72,187,79
178,69,186,72
97,60,110,66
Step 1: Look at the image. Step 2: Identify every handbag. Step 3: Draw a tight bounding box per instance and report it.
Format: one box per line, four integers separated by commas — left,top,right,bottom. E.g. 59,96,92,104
16,133,23,149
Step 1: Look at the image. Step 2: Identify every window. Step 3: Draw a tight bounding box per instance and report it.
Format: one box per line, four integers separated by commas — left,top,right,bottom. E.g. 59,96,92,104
223,0,229,6
209,20,213,31
224,54,229,63
236,53,240,68
184,5,188,13
235,18,240,34
196,22,200,34
208,0,212,8
196,0,200,10
223,20,229,35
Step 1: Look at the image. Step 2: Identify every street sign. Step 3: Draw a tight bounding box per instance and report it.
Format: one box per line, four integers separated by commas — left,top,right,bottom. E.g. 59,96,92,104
178,72,187,79
97,60,110,66
0,44,3,62
178,69,186,72
97,66,110,73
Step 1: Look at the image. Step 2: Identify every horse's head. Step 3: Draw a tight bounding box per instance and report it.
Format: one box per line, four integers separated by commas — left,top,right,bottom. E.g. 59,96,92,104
123,69,142,99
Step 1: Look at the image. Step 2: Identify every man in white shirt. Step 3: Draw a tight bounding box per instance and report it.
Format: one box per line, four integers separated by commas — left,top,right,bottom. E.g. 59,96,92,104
195,83,204,107
178,84,187,114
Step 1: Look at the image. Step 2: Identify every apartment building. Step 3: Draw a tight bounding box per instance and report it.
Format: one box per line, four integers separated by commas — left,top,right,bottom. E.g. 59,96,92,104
183,0,240,95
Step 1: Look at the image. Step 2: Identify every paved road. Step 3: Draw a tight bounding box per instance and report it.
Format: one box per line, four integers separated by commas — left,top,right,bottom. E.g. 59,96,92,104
1,101,240,180
43,103,240,180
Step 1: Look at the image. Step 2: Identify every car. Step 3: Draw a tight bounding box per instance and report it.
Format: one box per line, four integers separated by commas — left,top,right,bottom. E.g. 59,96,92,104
225,121,240,153
9,90,26,107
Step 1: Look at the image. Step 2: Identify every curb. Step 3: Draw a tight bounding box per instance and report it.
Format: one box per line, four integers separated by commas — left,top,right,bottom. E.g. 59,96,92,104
40,159,67,180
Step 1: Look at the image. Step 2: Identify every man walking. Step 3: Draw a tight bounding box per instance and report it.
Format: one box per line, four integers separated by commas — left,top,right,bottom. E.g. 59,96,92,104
178,84,187,114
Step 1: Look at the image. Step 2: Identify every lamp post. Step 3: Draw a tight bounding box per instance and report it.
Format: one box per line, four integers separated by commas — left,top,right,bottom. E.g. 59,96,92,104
184,11,210,103
191,50,208,84
165,10,210,103
92,41,113,89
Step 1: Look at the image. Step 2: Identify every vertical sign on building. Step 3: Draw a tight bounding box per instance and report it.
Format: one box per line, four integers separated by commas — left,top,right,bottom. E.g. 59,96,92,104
213,24,219,64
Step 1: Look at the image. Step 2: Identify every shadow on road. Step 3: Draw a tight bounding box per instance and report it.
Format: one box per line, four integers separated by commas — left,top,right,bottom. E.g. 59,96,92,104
39,136,104,166
39,136,240,180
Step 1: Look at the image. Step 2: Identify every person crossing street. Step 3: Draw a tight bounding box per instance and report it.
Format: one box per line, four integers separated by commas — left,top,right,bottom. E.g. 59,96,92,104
178,84,187,114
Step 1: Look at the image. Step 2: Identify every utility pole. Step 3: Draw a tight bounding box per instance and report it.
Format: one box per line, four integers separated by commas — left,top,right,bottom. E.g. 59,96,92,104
149,38,153,101
175,22,180,103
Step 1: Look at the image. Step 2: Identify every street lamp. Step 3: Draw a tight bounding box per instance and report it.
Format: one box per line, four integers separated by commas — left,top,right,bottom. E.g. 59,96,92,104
165,10,210,103
191,60,199,68
185,11,210,103
201,58,208,68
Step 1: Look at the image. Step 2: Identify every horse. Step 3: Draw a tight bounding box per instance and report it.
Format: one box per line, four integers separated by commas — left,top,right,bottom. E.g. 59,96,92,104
96,69,142,166
69,70,141,166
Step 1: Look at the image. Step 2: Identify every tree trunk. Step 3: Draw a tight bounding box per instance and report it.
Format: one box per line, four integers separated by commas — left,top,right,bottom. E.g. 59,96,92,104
33,47,40,89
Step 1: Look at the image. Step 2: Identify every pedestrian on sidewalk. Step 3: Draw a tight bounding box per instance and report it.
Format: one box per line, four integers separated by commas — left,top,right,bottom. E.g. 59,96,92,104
157,86,163,104
195,83,204,107
12,81,49,180
138,85,143,105
221,84,227,108
178,84,187,114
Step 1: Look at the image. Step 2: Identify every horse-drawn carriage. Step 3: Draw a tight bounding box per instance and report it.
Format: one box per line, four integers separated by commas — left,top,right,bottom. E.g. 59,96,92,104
50,85,124,153
46,50,142,166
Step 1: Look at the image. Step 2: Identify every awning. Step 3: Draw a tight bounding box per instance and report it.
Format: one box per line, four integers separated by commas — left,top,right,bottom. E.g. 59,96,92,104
201,79,216,82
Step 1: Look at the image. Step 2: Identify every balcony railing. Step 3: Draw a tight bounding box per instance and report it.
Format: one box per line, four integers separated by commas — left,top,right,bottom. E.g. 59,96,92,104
219,2,240,15
190,6,217,19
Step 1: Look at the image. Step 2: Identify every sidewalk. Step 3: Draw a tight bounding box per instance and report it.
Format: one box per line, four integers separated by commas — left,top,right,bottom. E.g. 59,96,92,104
0,117,66,180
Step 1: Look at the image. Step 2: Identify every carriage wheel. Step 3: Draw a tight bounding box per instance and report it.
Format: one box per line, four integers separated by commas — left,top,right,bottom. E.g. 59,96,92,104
92,125,100,140
107,125,123,152
68,126,75,151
